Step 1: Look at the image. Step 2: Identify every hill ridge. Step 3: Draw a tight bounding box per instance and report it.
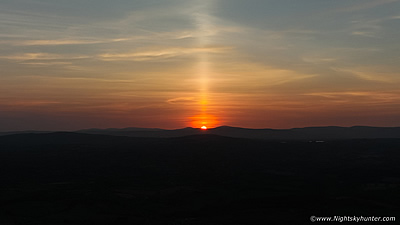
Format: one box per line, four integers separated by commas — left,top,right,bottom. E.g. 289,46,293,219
1,126,400,140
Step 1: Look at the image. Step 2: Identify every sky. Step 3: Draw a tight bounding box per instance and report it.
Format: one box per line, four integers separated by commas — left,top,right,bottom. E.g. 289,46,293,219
1,0,400,131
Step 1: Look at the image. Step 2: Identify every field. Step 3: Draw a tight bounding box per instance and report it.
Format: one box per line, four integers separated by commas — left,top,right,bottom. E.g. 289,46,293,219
1,133,400,224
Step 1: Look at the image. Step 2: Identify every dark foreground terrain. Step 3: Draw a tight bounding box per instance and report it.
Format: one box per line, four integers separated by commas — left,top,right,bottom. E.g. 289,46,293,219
0,133,399,224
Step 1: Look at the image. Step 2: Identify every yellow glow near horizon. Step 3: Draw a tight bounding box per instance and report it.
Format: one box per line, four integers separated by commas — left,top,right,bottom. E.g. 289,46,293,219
189,0,219,128
190,113,218,128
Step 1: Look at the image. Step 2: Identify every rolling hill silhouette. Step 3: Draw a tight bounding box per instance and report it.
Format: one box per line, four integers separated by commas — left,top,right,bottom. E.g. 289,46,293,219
2,126,400,140
75,126,400,140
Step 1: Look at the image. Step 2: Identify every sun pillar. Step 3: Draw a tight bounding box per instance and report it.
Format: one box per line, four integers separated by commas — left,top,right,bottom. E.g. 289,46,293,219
190,0,218,128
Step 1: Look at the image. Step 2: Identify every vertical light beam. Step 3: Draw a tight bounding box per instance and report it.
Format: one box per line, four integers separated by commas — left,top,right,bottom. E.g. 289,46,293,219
190,0,219,128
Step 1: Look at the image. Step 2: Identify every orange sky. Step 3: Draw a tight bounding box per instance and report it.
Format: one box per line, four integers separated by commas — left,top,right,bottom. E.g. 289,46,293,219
1,0,400,131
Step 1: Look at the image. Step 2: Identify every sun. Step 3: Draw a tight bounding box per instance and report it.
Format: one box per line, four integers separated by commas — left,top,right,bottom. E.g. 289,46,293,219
189,114,219,128
201,126,208,130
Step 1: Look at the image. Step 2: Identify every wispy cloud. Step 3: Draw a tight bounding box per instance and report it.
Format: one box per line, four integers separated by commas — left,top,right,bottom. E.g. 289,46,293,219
347,18,384,38
19,62,72,66
336,0,398,13
351,31,377,38
305,91,400,104
302,57,337,64
98,46,231,61
347,12,400,38
15,38,130,46
331,67,398,83
304,47,382,63
0,53,89,61
166,97,196,104
4,100,61,107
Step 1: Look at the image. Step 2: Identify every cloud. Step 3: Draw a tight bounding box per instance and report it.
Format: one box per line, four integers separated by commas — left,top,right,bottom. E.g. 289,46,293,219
19,62,72,66
305,91,400,104
0,53,89,61
331,67,398,83
302,57,337,64
346,12,400,38
351,31,377,38
98,46,231,61
0,100,61,108
336,0,398,13
166,97,196,104
302,47,381,65
15,38,130,46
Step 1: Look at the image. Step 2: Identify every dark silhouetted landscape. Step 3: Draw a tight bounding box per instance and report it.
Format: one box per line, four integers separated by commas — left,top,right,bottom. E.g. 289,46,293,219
1,127,400,224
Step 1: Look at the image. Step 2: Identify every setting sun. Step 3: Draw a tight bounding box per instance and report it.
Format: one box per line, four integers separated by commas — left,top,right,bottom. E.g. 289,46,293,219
189,114,219,128
201,126,208,130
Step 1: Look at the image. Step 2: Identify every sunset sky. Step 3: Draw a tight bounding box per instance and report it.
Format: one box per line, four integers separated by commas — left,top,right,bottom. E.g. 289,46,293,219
1,0,400,131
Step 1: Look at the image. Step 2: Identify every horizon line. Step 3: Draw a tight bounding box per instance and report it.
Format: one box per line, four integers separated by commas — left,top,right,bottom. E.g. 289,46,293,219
2,125,400,133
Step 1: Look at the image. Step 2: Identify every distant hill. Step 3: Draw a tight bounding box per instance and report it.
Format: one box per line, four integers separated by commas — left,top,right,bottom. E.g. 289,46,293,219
76,126,400,140
77,127,200,138
0,130,50,136
209,126,400,140
1,126,400,140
